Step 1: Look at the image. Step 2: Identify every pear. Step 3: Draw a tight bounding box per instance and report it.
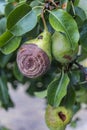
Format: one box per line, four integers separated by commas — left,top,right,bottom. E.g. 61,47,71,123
52,31,78,64
45,105,73,130
17,29,52,78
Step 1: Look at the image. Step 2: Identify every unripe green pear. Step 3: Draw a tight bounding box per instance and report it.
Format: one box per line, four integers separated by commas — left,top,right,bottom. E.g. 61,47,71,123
45,105,73,130
17,30,52,78
52,32,78,64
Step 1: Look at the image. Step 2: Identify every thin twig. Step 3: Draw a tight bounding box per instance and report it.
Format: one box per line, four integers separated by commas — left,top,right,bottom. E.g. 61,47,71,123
78,81,87,85
74,61,83,70
74,61,87,81
41,7,48,30
48,0,58,8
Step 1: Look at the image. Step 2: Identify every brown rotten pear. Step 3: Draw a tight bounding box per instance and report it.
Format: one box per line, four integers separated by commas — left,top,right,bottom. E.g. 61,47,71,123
17,30,52,78
52,32,78,64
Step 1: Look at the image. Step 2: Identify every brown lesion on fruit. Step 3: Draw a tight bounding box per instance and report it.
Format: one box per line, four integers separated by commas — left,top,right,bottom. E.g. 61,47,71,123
19,47,26,52
38,35,43,39
58,112,66,122
13,2,17,6
63,55,72,61
62,3,67,9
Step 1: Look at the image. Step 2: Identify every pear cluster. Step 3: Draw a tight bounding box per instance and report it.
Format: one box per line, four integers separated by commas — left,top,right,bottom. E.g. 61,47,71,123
17,30,78,78
16,30,77,130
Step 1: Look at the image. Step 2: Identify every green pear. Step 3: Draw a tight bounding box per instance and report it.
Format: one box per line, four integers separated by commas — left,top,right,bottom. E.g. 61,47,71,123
45,105,73,130
52,31,78,64
17,29,52,78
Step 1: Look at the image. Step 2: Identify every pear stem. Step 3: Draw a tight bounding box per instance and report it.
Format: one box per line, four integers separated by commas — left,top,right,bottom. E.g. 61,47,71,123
41,7,48,31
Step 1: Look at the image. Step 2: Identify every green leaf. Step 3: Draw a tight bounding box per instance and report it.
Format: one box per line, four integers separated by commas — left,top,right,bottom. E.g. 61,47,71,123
13,63,24,82
0,18,6,35
60,0,68,4
5,2,15,17
62,86,76,108
54,72,70,107
0,30,13,47
47,76,60,106
33,6,43,17
74,0,80,6
26,81,36,96
7,4,31,29
47,72,70,107
30,0,44,8
80,20,87,44
69,71,80,85
75,7,86,21
76,87,87,103
0,1,5,15
0,29,22,54
10,10,37,36
49,9,80,50
34,89,47,98
79,0,87,17
1,36,21,54
0,72,14,109
7,4,37,36
73,102,81,114
75,16,83,28
0,76,8,106
0,53,12,68
78,47,87,61
80,20,87,52
70,120,78,128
